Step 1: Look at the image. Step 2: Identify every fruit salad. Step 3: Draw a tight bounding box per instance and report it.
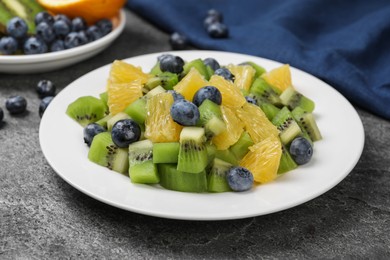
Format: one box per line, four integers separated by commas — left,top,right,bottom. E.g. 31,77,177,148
65,54,322,193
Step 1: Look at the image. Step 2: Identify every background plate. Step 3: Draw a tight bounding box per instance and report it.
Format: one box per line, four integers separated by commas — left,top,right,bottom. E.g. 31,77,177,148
0,10,125,74
39,51,365,221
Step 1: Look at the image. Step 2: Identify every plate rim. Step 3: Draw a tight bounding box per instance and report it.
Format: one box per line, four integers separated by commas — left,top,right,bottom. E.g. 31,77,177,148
39,50,365,221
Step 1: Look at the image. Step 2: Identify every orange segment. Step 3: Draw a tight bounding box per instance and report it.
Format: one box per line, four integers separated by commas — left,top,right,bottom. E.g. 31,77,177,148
209,75,246,108
212,105,244,150
107,80,143,115
174,68,208,100
109,60,150,85
226,64,256,91
144,93,183,143
37,0,126,24
235,103,279,143
261,64,292,92
240,137,282,183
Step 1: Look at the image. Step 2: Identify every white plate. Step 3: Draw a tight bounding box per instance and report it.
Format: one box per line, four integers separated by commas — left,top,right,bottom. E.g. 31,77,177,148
0,10,125,74
39,51,365,221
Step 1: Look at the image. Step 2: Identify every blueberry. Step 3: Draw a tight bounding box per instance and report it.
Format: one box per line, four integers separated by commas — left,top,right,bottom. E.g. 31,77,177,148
39,96,54,118
0,107,3,123
77,31,89,45
54,14,71,27
64,32,83,49
6,17,28,39
226,166,254,192
214,67,235,82
83,123,106,146
86,26,103,41
289,137,313,165
167,90,185,101
170,99,200,126
71,17,87,32
207,22,229,38
36,80,56,98
203,58,220,71
111,119,141,148
207,9,223,21
203,15,220,29
96,19,112,36
193,86,222,106
53,20,71,37
35,12,54,25
245,96,257,105
36,22,55,43
5,96,27,114
159,55,185,74
157,54,174,62
169,32,188,50
50,39,65,52
0,36,18,55
23,37,47,54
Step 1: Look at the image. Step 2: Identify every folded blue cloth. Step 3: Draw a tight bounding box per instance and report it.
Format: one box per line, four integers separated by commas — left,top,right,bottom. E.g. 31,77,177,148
128,0,390,119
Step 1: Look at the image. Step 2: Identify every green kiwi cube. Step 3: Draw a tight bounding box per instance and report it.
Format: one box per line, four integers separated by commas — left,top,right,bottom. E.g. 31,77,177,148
260,102,281,121
153,142,180,164
183,59,209,79
198,99,226,139
145,72,179,91
88,132,129,174
128,140,159,184
292,107,322,141
107,112,130,131
208,158,233,193
124,98,147,125
230,131,254,160
146,86,166,98
249,77,282,106
278,145,298,174
150,62,162,75
95,114,113,129
158,164,207,193
206,65,214,80
280,87,315,113
66,96,106,127
177,127,208,173
272,106,303,145
215,149,238,165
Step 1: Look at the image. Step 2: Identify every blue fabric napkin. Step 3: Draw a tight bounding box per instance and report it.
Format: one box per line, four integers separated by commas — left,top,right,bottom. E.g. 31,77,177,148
127,0,390,120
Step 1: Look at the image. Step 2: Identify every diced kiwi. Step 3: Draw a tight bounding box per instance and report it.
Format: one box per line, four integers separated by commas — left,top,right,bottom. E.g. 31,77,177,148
206,143,217,167
260,102,281,121
280,87,315,112
150,62,162,75
292,107,322,142
128,140,159,184
107,112,130,131
124,98,147,125
272,107,302,145
183,59,209,79
99,92,109,110
240,61,266,78
153,142,180,163
278,145,298,174
215,149,238,165
177,127,208,173
146,86,166,98
145,72,179,91
66,96,106,127
249,77,282,106
230,131,254,160
207,158,233,193
88,132,129,174
158,164,207,193
95,114,113,129
198,99,226,139
206,66,214,80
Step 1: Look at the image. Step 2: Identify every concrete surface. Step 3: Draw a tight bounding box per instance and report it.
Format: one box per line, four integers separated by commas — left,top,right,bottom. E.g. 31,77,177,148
1,10,389,259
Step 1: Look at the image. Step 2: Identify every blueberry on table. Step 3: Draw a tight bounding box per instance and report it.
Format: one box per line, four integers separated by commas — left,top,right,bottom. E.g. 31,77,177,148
50,39,65,52
6,96,27,114
159,55,185,74
203,58,220,71
83,123,106,146
0,36,18,55
36,80,56,98
170,99,200,126
214,67,235,82
53,20,71,37
86,26,103,41
64,32,83,49
245,96,257,105
226,166,254,192
24,37,48,55
71,17,87,32
36,22,56,43
169,32,188,50
193,86,222,106
39,96,54,118
289,137,313,165
96,19,113,36
111,119,141,148
35,11,54,25
6,17,28,39
207,22,229,38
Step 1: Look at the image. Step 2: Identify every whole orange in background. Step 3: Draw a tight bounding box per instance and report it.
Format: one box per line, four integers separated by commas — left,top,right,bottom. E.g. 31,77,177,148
37,0,126,24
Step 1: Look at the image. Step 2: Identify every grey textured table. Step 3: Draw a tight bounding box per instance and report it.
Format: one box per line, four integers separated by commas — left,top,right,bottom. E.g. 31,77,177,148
1,10,389,259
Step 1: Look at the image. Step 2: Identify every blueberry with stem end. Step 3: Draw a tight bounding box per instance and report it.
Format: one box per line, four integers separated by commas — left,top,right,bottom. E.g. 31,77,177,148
6,96,27,114
289,137,313,165
83,123,106,146
170,99,200,126
159,55,185,74
36,22,55,43
24,37,47,54
39,96,54,118
226,166,254,192
6,17,28,39
111,119,141,148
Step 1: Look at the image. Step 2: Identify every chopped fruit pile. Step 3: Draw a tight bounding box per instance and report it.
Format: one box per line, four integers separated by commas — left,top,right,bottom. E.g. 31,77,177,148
66,54,322,193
